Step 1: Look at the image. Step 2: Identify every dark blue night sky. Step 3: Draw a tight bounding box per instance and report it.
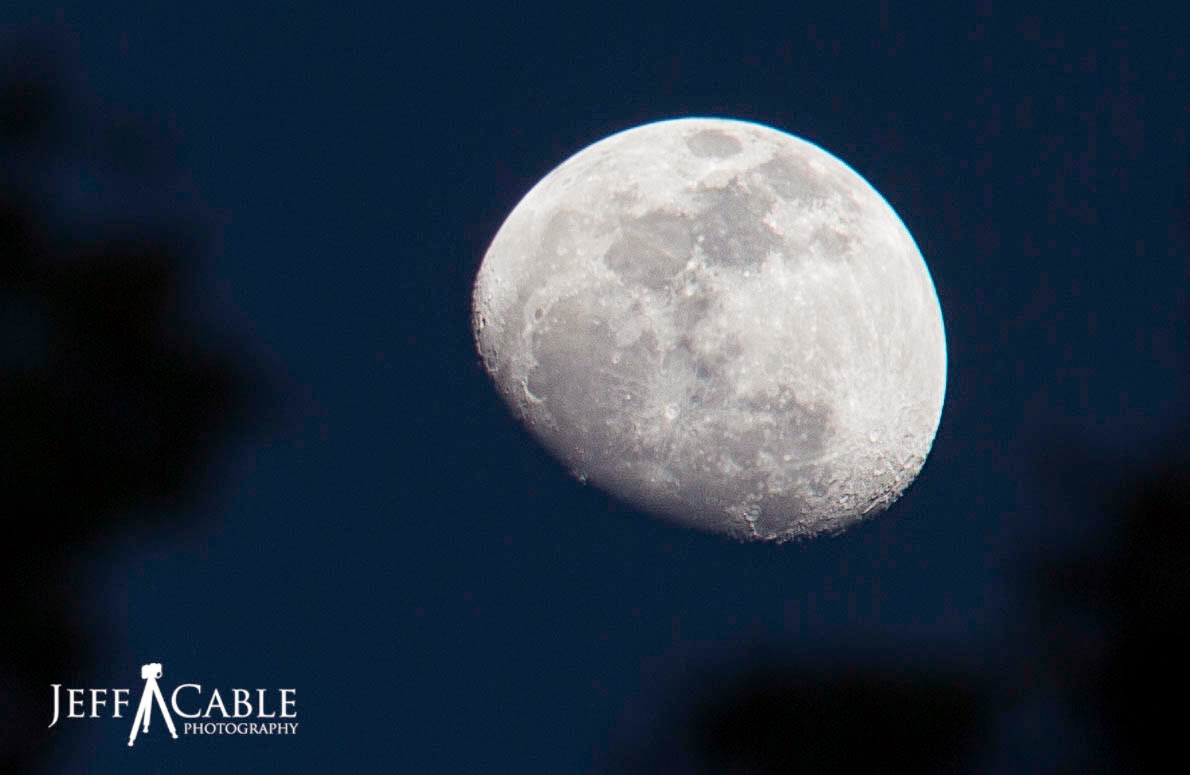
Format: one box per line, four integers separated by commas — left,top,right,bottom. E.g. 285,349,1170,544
3,3,1186,772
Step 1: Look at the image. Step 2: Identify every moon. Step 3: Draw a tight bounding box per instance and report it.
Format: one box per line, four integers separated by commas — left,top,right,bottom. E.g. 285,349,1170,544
472,117,946,541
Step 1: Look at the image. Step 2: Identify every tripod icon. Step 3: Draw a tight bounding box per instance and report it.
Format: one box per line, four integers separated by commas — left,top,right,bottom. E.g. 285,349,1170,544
128,663,179,747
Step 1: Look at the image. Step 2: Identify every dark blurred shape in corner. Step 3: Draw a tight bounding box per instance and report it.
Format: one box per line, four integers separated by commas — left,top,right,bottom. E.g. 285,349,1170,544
692,668,984,774
1035,436,1190,772
1098,447,1190,770
0,29,262,770
616,654,991,775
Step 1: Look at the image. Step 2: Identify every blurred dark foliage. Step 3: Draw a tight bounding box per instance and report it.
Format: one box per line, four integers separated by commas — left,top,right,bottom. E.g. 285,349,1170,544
640,659,989,774
1095,447,1190,770
0,35,258,770
1034,437,1190,772
690,667,985,774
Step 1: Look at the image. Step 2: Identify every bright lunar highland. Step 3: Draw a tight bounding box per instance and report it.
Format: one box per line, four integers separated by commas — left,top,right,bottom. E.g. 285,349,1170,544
472,118,946,541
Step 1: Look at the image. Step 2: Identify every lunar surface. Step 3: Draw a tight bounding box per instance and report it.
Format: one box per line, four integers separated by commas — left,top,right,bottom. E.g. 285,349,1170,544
472,117,946,541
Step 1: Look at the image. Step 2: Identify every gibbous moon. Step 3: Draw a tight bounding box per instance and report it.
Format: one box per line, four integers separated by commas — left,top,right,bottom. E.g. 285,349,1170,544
472,117,946,541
